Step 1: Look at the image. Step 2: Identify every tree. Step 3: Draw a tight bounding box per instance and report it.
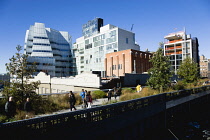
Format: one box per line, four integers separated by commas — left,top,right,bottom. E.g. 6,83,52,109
147,48,173,92
5,45,40,108
159,42,164,49
177,57,199,84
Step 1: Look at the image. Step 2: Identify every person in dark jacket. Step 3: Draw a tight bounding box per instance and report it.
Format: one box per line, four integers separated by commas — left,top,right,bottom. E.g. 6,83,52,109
24,97,32,118
86,91,92,108
5,96,16,118
107,89,112,102
113,87,117,100
69,91,77,111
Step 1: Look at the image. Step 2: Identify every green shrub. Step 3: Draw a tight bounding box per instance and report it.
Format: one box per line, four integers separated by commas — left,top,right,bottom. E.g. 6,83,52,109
92,90,107,99
0,115,7,123
74,93,82,105
172,81,186,90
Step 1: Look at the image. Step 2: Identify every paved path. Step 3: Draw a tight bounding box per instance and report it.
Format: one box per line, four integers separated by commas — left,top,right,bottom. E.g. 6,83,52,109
35,96,120,117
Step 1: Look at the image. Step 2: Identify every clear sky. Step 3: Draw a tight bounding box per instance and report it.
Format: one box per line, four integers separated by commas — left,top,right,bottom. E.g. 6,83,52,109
0,0,210,74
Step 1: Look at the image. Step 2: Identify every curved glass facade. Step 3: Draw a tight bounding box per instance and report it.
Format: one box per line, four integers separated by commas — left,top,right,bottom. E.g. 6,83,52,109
24,22,73,77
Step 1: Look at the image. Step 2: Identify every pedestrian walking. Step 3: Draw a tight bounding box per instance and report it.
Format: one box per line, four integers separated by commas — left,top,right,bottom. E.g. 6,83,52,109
5,96,16,118
24,97,32,119
113,87,117,100
86,91,92,108
84,90,88,107
80,89,87,108
107,89,112,102
117,87,122,96
69,91,77,111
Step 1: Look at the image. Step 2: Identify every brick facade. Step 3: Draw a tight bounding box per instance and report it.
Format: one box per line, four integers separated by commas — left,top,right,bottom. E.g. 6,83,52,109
105,49,152,77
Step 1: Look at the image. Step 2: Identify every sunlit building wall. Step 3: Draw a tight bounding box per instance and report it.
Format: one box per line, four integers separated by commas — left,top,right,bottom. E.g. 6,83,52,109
164,30,199,74
73,18,140,77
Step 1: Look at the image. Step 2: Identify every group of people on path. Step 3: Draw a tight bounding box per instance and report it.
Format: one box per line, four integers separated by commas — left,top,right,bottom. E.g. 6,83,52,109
69,89,93,111
80,89,93,109
70,87,123,111
107,87,121,102
5,96,32,119
5,87,122,118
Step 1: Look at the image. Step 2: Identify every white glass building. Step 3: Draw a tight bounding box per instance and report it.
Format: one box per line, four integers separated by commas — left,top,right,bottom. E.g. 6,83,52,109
24,22,73,77
73,18,140,77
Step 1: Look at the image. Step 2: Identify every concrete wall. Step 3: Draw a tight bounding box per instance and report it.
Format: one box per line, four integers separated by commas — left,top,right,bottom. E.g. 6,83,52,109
30,72,101,94
123,73,150,86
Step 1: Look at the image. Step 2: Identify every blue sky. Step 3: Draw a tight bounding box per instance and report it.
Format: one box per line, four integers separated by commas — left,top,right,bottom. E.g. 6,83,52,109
0,0,210,73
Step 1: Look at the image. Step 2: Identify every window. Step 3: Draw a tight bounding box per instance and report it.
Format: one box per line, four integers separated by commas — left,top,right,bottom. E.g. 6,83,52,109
34,36,48,39
126,38,128,44
176,60,181,65
99,46,104,51
85,43,92,49
85,39,89,45
176,54,182,59
33,50,52,52
33,43,50,46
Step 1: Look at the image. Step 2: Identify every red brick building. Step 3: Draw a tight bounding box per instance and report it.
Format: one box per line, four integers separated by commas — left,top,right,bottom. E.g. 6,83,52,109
105,49,153,77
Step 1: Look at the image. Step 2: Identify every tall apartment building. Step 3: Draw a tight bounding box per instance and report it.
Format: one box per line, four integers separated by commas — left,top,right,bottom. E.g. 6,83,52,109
200,55,209,78
73,18,140,77
24,22,73,77
164,30,199,74
105,49,152,77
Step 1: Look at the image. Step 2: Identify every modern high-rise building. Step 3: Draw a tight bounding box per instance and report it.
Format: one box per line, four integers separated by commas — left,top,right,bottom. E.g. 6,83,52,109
164,30,199,74
73,18,140,77
24,22,73,77
199,55,209,78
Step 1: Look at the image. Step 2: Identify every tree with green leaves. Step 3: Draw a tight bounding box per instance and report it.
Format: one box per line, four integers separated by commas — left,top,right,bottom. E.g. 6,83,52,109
177,57,199,84
5,45,40,108
147,48,173,92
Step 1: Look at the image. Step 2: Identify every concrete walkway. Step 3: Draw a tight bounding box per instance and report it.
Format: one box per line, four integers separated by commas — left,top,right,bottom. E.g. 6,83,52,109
35,96,120,117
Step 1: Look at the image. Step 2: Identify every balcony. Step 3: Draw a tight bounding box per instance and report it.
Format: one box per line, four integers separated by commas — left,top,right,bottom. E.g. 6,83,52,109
165,47,175,50
176,46,182,49
176,51,182,54
165,51,182,55
169,39,182,43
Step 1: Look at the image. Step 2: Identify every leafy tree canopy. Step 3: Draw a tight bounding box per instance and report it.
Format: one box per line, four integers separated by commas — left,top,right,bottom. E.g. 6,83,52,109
177,57,199,84
147,48,173,92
